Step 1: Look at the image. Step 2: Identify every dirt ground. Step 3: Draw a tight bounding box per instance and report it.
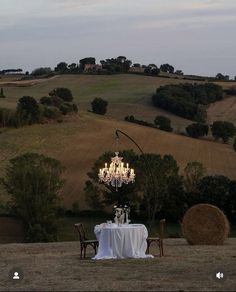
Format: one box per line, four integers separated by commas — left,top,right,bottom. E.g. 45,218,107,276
0,239,235,291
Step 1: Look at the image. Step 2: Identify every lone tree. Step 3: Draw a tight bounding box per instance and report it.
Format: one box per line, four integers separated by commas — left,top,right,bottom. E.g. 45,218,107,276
0,88,5,98
49,88,73,102
91,98,108,115
17,96,41,124
211,121,235,143
154,115,172,132
1,153,64,242
160,63,174,73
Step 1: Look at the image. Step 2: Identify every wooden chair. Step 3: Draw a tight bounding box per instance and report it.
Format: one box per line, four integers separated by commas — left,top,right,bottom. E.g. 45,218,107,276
147,219,166,257
74,223,99,258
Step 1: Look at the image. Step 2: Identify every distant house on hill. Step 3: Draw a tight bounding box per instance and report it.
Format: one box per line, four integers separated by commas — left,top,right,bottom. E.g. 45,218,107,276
84,64,102,72
128,67,145,74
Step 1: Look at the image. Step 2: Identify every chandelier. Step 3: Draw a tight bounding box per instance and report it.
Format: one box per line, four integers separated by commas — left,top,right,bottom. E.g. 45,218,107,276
98,152,135,191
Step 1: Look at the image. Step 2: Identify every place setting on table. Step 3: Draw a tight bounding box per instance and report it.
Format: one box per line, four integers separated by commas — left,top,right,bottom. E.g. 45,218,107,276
92,205,154,260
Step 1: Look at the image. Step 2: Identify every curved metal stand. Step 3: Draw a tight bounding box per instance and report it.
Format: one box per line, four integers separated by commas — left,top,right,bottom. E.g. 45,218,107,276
115,129,157,224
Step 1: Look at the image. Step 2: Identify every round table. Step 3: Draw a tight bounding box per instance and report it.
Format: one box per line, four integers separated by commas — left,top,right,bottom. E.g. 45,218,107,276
93,223,153,260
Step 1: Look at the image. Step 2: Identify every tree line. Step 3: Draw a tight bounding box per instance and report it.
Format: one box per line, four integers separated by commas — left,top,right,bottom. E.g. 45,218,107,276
85,151,236,226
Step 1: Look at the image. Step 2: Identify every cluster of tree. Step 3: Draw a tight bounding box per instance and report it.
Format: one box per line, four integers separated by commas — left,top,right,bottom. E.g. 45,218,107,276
143,64,160,76
186,123,209,138
100,56,132,73
0,88,78,128
54,58,97,74
40,88,78,116
54,62,79,74
29,58,182,77
152,83,223,120
0,88,5,98
85,151,236,225
124,115,173,132
160,63,175,73
132,63,177,77
0,69,23,74
0,153,64,242
91,98,108,115
154,116,172,132
31,67,54,77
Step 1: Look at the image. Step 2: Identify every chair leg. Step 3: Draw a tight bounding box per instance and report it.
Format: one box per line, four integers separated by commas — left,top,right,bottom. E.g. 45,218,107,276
84,245,87,258
80,244,83,259
159,240,164,257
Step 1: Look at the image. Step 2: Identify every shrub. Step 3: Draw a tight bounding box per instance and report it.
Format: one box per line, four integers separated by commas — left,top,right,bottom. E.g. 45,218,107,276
154,115,173,132
211,121,235,143
125,115,135,122
91,98,108,115
17,96,41,124
40,96,52,106
186,123,209,138
43,106,62,119
49,88,73,102
60,102,77,115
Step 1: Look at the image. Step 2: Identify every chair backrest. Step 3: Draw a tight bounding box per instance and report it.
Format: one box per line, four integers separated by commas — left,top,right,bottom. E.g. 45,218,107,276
159,219,166,239
74,223,87,242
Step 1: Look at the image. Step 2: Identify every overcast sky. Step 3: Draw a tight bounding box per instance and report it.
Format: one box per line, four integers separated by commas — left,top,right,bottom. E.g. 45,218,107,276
0,0,236,77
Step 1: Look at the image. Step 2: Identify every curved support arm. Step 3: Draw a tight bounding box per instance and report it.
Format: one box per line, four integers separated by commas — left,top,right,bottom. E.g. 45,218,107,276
115,130,144,155
115,128,156,193
115,129,161,226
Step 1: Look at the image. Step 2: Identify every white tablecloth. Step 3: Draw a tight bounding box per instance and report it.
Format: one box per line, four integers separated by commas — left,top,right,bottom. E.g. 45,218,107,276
93,223,154,260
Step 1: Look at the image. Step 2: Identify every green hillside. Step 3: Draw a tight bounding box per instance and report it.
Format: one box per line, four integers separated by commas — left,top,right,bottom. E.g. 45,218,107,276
0,74,195,131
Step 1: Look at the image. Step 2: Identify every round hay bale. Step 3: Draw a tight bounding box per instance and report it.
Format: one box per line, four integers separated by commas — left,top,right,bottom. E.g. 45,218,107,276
182,204,230,245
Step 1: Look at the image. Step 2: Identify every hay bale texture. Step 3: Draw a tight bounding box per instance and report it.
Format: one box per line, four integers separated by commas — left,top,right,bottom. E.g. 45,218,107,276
182,204,230,245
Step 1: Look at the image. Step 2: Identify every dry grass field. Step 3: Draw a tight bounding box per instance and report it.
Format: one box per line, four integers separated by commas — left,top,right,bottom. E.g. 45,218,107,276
0,113,236,209
208,96,236,125
0,239,235,291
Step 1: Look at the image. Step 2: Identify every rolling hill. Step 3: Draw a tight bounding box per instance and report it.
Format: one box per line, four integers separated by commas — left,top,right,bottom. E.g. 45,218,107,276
0,74,197,131
0,112,236,209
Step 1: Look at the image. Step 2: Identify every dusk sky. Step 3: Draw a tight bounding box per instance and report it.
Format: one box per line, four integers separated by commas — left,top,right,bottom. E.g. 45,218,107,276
1,0,236,77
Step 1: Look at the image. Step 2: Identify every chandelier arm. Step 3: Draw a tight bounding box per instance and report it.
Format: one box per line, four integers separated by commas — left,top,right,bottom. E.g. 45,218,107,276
115,130,144,156
115,129,157,207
